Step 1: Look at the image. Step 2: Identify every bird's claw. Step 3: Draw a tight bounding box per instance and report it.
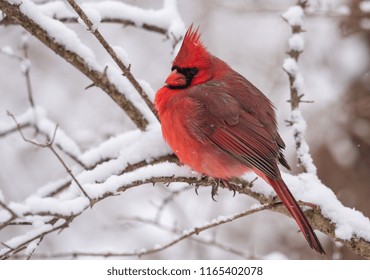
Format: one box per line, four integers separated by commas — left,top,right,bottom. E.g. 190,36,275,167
209,179,237,201
211,183,218,201
220,179,236,197
194,184,199,196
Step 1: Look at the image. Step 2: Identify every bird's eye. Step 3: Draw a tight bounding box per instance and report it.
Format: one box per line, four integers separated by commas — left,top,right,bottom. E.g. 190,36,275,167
190,68,199,76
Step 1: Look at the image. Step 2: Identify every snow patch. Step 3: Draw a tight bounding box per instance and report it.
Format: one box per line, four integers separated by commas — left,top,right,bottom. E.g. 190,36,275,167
283,57,299,77
282,5,304,27
289,34,305,52
79,5,102,32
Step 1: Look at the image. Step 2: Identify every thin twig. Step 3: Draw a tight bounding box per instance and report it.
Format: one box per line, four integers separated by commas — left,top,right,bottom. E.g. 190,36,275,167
121,216,252,259
12,205,274,259
135,203,279,257
6,111,92,202
0,201,17,219
154,185,193,222
20,35,35,109
26,237,43,260
66,0,159,122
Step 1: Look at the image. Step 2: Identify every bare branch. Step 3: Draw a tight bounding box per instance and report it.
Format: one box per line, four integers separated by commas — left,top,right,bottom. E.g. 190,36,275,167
20,35,35,109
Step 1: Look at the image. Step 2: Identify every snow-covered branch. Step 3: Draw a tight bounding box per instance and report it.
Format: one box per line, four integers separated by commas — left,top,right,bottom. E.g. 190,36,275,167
282,0,317,174
0,0,184,129
0,1,184,46
1,0,370,260
1,115,370,258
66,0,158,121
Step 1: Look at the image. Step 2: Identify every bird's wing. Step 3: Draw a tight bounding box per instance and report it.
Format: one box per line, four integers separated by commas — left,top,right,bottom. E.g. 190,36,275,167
188,88,282,179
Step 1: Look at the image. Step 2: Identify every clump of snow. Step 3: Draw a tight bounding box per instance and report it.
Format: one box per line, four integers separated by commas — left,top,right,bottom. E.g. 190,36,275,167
82,0,185,48
112,46,130,67
0,210,11,224
83,162,193,199
0,224,53,255
35,177,71,198
289,34,305,52
293,73,305,95
29,196,89,216
282,5,304,27
37,1,75,19
291,109,317,175
282,172,370,241
78,6,102,32
25,239,39,255
139,79,156,102
12,0,99,70
283,57,299,77
105,65,158,123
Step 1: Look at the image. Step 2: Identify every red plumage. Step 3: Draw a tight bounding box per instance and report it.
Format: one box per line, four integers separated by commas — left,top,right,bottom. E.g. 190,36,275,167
155,25,325,254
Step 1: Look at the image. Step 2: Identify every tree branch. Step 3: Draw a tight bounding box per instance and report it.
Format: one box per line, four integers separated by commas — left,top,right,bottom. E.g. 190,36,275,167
282,0,317,174
7,111,92,202
66,0,159,121
0,0,148,130
1,16,168,35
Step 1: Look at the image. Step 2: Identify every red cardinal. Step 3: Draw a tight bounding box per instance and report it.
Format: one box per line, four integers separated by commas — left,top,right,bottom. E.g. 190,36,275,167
155,25,324,254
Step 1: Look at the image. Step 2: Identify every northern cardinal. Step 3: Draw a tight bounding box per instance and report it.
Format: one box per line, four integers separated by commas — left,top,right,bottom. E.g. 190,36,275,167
155,25,324,254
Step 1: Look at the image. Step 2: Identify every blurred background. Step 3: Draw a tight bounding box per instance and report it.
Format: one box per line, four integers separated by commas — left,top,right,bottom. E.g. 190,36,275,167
0,0,369,259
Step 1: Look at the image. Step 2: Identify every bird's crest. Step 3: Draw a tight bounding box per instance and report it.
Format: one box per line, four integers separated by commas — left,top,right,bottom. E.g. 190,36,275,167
183,24,202,47
173,24,209,68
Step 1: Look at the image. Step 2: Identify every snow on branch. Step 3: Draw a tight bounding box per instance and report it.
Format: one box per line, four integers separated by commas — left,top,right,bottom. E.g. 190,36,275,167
1,115,370,258
0,1,184,47
66,0,158,122
279,0,370,258
0,0,185,129
2,0,370,260
282,0,317,174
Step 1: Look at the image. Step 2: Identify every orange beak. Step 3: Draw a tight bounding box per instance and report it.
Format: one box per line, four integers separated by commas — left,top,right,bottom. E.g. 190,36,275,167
165,69,187,88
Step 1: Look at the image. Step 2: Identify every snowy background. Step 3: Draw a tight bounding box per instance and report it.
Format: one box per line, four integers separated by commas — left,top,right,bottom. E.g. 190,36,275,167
0,0,370,259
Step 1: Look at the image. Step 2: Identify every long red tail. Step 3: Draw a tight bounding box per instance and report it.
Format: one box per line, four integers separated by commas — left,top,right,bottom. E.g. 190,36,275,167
267,178,325,254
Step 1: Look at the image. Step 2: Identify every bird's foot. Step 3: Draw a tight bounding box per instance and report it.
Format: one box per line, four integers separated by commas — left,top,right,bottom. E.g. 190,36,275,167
220,179,237,197
209,178,237,201
194,184,200,196
211,180,219,201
